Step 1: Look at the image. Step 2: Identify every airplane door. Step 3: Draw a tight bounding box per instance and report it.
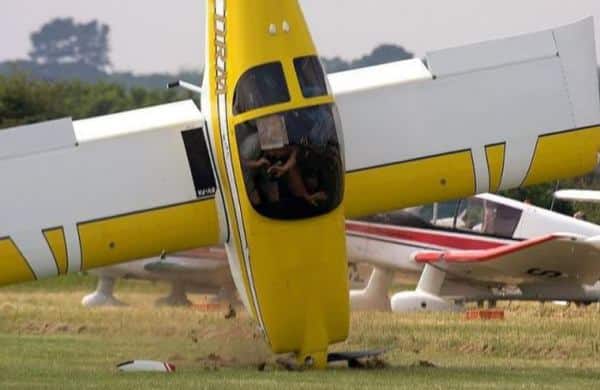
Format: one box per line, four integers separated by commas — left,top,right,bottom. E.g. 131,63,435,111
181,125,218,199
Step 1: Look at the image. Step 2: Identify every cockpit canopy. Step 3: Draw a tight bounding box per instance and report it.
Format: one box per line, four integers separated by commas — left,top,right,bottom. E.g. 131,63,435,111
362,197,524,239
233,62,290,115
233,56,343,220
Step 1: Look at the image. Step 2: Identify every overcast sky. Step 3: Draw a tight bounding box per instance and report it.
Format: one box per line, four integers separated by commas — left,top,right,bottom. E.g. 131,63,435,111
1,0,600,73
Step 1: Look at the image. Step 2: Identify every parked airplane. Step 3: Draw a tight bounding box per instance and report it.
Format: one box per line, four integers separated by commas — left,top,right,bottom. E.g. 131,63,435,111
1,0,599,367
81,247,235,308
348,193,600,312
555,189,600,204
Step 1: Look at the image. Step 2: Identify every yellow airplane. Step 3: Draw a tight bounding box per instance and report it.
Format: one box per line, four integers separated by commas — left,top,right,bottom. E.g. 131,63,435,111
1,1,600,368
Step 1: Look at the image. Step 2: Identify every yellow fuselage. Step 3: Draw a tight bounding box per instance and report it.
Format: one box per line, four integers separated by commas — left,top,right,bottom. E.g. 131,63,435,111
202,0,349,365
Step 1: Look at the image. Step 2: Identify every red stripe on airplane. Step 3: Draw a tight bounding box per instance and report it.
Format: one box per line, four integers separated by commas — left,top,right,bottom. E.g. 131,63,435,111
414,234,559,263
345,222,506,250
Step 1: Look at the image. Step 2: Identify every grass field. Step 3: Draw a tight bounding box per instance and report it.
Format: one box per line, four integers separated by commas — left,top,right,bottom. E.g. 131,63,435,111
1,275,600,389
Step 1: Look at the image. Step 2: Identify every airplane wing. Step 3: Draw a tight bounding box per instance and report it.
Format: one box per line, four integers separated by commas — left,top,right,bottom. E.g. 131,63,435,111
0,100,223,286
414,234,600,285
334,18,600,218
554,190,600,204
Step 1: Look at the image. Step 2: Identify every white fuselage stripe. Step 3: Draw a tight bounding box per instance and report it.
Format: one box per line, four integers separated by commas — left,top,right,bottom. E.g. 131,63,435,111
471,147,490,193
213,0,267,335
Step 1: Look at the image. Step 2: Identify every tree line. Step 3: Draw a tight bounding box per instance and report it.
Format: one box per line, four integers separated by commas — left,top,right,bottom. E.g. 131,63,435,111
0,73,192,128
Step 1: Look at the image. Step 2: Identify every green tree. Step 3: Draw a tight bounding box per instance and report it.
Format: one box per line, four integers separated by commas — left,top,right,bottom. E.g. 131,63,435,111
0,74,192,129
29,18,111,71
322,44,414,73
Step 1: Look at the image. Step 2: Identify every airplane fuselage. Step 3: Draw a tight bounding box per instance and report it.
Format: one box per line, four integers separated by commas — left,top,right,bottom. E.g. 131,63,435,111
201,0,349,365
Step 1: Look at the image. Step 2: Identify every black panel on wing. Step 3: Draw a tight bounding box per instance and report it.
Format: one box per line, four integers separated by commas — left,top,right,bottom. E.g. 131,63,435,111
182,128,217,198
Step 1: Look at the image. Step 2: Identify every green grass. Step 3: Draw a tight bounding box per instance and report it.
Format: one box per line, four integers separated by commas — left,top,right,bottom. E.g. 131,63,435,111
1,277,600,389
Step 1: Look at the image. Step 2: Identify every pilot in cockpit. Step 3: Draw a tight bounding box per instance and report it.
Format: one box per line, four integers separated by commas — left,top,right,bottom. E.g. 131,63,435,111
257,114,327,207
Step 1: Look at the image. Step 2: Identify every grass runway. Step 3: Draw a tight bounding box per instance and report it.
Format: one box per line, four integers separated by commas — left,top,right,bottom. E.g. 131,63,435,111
1,275,600,389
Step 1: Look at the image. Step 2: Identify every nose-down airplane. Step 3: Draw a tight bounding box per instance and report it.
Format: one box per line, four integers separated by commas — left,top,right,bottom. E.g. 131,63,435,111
1,1,600,367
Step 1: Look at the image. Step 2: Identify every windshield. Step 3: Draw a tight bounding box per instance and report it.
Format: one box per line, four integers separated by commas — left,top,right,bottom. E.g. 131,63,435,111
233,62,290,115
455,198,522,238
235,104,343,220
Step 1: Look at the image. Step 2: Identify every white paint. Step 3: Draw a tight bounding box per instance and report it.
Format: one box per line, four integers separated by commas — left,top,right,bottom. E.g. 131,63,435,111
349,267,393,311
554,190,600,204
480,192,600,238
11,230,56,278
471,146,489,193
552,18,600,127
416,264,446,295
331,19,598,193
74,101,202,143
391,290,458,312
0,118,75,161
426,29,557,78
64,224,82,272
499,134,538,190
117,360,175,373
328,59,432,96
0,101,211,280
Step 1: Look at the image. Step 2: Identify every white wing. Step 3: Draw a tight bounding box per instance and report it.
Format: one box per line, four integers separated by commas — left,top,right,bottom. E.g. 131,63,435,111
334,18,600,218
554,190,600,204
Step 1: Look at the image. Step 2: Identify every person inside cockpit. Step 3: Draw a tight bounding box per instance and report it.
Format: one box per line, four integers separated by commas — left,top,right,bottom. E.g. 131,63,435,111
257,113,327,207
233,60,343,219
239,130,278,206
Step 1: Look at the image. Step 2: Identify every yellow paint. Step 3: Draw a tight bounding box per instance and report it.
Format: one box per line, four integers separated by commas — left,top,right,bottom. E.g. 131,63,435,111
485,144,506,193
43,227,68,274
344,151,476,219
78,199,220,271
0,238,35,286
232,96,334,126
241,207,349,363
205,0,349,367
522,126,600,186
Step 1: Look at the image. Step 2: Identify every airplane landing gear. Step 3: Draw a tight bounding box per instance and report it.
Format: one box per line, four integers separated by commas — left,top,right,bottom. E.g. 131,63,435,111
155,282,192,307
81,276,126,307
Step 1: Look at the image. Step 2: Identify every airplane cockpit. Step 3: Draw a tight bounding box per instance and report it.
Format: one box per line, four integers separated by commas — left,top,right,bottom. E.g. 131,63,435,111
233,56,344,220
438,197,523,238
360,196,524,240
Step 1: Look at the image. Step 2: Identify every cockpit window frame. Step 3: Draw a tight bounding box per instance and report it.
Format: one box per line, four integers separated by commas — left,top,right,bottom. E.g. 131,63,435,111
233,62,291,116
294,56,329,98
453,198,523,239
234,104,344,221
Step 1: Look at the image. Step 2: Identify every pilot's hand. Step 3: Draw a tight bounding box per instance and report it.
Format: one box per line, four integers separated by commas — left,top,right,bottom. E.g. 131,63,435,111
268,165,287,178
305,191,327,206
257,157,270,168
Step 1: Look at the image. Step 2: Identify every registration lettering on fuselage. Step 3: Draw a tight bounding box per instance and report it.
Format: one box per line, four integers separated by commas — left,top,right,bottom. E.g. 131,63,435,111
215,14,227,95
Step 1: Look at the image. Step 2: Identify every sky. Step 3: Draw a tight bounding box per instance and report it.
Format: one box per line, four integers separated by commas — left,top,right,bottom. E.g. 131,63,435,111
1,0,600,74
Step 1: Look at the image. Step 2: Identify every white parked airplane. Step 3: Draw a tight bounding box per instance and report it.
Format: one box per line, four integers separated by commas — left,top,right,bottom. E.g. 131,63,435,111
81,247,235,308
348,193,600,312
